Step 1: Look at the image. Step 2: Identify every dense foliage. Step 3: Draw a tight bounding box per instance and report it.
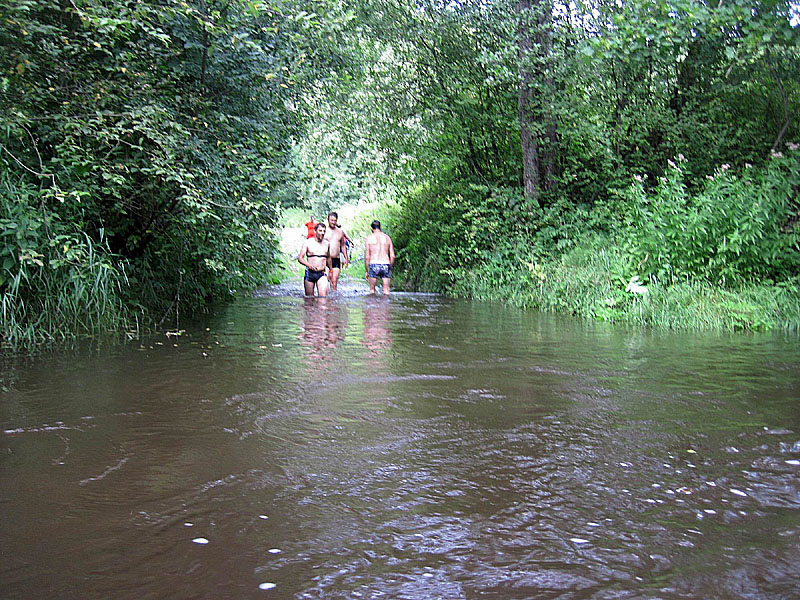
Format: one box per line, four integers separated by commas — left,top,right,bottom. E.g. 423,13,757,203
0,0,321,343
339,0,800,329
621,152,800,285
2,0,799,343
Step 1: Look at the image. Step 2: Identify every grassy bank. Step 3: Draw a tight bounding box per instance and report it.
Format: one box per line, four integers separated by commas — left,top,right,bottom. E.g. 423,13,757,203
435,239,800,333
392,154,800,333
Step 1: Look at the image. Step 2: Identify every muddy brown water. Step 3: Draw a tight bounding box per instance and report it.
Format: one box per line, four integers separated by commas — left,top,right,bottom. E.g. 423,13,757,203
2,280,800,599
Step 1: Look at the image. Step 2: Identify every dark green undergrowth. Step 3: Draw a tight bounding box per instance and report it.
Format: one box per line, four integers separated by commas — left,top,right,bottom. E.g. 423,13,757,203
1,172,283,349
1,174,138,347
1,0,301,349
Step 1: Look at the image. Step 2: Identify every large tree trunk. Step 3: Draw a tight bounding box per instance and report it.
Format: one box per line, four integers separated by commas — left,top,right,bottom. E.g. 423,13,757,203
517,0,556,205
518,51,542,201
539,0,557,193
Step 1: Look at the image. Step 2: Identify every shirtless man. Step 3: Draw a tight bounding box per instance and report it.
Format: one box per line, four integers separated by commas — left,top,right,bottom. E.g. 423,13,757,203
364,219,395,295
297,222,331,297
323,211,349,291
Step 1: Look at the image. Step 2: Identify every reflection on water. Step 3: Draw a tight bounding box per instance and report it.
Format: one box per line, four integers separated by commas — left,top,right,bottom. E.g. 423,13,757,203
362,295,393,370
299,298,348,365
1,282,800,599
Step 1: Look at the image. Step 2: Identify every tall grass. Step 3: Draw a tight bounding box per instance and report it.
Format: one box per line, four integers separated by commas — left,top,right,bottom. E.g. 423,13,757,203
444,237,800,332
1,173,136,348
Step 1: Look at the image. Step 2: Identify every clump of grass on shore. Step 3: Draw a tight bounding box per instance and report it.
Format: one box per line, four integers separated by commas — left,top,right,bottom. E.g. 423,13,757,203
1,234,138,348
438,238,800,333
1,175,139,349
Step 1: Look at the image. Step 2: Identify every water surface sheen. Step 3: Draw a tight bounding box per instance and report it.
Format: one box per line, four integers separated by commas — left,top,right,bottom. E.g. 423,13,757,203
2,281,800,599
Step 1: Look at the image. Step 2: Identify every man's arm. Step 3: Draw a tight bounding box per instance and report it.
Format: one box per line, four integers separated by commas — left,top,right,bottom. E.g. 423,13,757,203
388,236,395,268
364,238,372,277
297,240,309,268
326,241,332,271
341,230,349,265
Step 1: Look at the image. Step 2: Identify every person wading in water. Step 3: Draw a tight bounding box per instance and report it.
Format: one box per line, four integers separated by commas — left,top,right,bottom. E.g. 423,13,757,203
364,219,395,295
298,222,331,297
323,211,349,292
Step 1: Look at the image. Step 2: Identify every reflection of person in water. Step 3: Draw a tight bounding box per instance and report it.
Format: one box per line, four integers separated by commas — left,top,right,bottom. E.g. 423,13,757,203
299,297,347,363
362,295,393,368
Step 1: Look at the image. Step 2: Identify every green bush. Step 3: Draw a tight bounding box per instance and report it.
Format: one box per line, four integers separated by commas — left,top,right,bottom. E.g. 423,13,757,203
393,179,531,291
1,0,296,342
621,151,800,285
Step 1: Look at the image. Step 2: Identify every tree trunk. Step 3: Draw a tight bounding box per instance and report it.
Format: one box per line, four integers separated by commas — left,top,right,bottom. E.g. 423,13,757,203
537,0,557,192
517,0,539,204
518,77,541,203
200,0,209,93
517,0,556,206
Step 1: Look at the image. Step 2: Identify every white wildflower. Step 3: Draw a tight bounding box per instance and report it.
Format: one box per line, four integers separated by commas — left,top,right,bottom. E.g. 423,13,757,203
626,276,648,295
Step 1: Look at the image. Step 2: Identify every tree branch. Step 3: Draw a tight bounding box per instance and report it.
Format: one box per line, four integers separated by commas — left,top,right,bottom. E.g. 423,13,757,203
768,58,790,153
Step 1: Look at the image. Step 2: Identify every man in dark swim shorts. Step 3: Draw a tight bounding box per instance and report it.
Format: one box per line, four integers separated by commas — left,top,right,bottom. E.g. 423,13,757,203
367,263,391,279
323,211,349,292
298,223,331,296
304,268,327,283
364,220,395,295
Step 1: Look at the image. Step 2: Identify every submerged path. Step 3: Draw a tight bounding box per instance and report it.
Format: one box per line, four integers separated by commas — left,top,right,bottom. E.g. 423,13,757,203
2,284,800,598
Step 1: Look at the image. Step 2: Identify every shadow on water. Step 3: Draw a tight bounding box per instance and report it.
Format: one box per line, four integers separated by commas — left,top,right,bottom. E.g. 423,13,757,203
1,278,800,598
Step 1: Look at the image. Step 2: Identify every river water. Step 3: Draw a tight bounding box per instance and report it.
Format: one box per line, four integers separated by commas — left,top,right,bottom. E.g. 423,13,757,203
2,280,800,599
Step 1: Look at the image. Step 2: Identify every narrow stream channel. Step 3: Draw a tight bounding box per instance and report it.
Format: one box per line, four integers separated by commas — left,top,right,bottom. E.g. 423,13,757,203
2,280,799,598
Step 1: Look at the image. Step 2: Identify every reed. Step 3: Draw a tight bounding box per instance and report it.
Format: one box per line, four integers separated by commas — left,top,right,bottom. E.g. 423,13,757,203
1,174,136,348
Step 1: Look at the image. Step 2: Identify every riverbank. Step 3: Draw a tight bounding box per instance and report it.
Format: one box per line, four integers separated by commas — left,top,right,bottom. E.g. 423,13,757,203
429,241,800,333
391,154,800,333
280,219,800,333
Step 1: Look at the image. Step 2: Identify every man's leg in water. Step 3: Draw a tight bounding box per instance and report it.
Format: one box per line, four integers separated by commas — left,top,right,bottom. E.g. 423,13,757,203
368,276,377,294
329,267,340,291
304,278,315,296
317,275,329,297
381,276,390,295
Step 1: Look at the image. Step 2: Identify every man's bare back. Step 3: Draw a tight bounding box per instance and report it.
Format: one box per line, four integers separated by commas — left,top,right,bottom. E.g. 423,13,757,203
365,231,392,263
